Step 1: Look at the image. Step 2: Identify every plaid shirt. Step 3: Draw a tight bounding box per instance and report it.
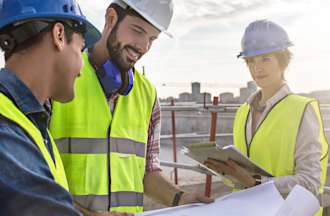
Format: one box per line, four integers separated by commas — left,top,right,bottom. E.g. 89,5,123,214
108,94,161,174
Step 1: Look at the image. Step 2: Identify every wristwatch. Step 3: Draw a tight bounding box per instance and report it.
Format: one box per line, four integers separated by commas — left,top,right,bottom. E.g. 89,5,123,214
253,175,262,186
172,191,184,206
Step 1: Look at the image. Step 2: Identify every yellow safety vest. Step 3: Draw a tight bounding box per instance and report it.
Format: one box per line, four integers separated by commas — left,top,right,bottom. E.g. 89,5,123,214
49,53,156,213
233,94,328,216
0,93,69,190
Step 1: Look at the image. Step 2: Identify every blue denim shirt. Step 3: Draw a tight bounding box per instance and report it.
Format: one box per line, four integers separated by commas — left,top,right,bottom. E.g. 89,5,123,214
0,68,81,216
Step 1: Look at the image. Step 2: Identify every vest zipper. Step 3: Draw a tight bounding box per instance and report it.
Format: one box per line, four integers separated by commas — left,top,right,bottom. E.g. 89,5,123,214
107,123,112,211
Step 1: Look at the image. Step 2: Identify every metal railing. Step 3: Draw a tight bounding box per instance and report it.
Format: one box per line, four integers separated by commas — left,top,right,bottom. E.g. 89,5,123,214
161,103,330,113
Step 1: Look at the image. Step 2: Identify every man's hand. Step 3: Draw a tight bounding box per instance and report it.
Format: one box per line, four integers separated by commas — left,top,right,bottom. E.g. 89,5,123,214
144,170,214,207
204,158,256,188
179,192,214,205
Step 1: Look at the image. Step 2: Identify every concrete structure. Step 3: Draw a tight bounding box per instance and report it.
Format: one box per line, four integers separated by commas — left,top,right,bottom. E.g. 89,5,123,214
310,90,330,104
160,107,236,145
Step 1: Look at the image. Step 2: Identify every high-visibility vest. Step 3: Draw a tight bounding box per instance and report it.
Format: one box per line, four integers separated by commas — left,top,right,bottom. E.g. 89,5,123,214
0,93,69,190
233,94,328,216
49,53,156,213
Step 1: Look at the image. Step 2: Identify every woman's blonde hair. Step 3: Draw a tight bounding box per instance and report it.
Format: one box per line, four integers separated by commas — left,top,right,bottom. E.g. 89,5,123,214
273,49,293,72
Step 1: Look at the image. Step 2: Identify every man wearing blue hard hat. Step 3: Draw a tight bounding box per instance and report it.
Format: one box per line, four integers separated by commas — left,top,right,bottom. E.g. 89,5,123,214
50,0,213,215
0,0,101,215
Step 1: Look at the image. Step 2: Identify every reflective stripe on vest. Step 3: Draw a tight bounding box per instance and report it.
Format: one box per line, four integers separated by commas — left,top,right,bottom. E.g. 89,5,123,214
50,52,156,213
56,138,146,157
233,94,328,216
0,93,69,190
74,191,143,211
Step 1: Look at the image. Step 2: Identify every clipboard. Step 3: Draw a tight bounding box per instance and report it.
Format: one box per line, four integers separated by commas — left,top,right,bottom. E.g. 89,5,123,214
183,143,273,177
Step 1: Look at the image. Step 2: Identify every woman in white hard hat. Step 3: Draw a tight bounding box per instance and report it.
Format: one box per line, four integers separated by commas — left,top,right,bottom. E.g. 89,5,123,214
205,19,328,216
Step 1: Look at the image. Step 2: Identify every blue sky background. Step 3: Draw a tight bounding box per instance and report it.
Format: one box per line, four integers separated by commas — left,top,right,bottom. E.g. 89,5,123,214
1,0,330,98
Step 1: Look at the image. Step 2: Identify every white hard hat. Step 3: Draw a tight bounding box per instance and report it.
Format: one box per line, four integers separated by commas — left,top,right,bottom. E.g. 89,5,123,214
112,0,174,37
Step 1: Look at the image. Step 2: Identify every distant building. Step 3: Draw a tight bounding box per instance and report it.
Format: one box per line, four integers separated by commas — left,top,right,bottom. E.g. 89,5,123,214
191,82,201,100
220,92,234,104
239,81,257,103
197,92,212,103
239,88,249,103
233,96,240,104
160,96,178,104
179,92,193,102
161,81,259,104
247,81,257,92
160,80,330,105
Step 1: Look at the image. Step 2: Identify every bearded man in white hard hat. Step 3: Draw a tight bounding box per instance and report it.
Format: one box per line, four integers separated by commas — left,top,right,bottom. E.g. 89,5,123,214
49,1,214,215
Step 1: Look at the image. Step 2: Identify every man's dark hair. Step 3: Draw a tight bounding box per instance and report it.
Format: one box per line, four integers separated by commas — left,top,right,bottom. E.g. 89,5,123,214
1,20,76,61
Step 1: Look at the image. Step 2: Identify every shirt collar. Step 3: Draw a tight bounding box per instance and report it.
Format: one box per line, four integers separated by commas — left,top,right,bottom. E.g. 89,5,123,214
247,83,291,107
0,68,46,115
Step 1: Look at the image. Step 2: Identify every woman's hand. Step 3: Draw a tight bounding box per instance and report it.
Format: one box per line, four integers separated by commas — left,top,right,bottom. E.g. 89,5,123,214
204,158,256,188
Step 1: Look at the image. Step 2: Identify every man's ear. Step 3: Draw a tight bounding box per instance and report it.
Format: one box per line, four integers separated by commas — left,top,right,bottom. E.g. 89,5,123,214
52,22,66,51
104,7,119,35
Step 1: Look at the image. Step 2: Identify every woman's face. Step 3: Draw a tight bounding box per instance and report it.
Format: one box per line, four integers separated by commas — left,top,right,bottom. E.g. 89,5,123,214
245,53,284,89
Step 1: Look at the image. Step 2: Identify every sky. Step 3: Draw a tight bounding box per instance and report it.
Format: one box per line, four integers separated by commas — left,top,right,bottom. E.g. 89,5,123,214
1,0,330,98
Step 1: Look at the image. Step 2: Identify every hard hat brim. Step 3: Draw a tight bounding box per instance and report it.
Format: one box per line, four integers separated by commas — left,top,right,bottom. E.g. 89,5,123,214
0,13,101,48
237,42,293,58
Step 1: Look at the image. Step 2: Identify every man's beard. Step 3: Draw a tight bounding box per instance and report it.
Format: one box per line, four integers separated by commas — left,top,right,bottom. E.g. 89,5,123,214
106,29,141,73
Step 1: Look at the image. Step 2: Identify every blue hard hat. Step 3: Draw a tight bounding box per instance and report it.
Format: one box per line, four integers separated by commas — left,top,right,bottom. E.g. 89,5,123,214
0,0,101,48
238,20,293,58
